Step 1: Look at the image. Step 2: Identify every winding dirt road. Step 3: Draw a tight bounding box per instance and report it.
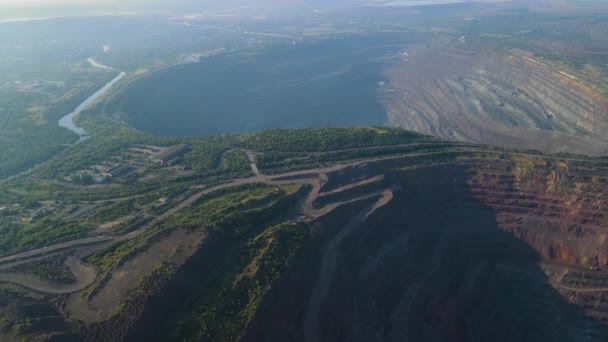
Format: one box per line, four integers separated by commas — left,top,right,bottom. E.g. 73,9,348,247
0,146,573,294
0,257,96,294
0,152,400,294
497,264,608,293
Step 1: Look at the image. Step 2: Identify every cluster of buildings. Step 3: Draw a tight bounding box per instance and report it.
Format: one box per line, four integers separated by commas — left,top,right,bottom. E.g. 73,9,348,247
61,144,191,185
64,163,135,184
0,203,57,223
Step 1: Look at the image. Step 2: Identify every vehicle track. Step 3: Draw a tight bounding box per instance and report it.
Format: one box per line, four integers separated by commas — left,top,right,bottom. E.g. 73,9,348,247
497,264,608,293
0,257,96,294
0,155,391,293
0,147,583,293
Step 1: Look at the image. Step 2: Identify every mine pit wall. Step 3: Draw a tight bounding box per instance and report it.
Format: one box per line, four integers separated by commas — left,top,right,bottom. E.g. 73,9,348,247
81,156,608,342
393,156,608,271
397,159,608,341
243,158,608,342
464,158,608,269
122,230,228,341
381,45,608,156
241,199,376,342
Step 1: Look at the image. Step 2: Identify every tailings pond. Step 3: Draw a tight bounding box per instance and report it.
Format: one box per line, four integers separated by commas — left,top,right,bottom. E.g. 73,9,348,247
107,37,401,137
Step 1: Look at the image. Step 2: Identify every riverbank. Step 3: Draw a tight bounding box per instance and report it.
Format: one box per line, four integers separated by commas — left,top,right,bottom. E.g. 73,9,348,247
58,58,126,143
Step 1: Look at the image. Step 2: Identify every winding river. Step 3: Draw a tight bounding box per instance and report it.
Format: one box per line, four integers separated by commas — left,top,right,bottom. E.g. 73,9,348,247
58,58,126,142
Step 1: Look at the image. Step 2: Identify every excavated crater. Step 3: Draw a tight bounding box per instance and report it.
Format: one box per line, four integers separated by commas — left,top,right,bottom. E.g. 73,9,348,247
382,45,608,155
243,155,608,342
13,147,608,342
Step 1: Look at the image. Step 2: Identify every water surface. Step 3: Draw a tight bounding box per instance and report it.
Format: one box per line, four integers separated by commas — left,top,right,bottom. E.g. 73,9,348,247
58,68,126,142
109,37,401,137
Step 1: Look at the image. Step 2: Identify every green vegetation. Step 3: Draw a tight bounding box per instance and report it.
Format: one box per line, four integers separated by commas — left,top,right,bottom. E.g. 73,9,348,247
220,151,250,173
465,9,608,74
0,218,87,258
174,183,306,238
181,138,233,173
193,221,306,341
8,254,76,284
2,5,607,341
87,184,305,273
255,141,453,174
12,317,32,334
0,91,73,179
0,124,456,258
234,127,427,152
159,219,308,342
87,235,148,272
0,69,116,179
75,185,310,340
117,184,310,341
89,199,144,224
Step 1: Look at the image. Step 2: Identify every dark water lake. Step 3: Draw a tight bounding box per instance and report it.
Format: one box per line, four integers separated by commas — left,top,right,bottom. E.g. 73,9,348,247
108,37,400,137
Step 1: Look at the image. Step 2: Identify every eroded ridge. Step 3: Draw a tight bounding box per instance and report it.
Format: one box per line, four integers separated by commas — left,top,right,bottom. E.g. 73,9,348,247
4,146,608,341
382,46,608,155
242,155,608,342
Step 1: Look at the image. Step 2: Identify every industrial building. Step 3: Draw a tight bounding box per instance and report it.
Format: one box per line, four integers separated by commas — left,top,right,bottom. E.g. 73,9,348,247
151,144,189,166
101,164,134,178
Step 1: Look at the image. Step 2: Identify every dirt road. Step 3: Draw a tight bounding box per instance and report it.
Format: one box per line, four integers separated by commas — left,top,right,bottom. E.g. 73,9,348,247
0,153,398,293
497,264,608,293
0,237,115,266
0,257,96,294
0,146,571,294
244,149,260,175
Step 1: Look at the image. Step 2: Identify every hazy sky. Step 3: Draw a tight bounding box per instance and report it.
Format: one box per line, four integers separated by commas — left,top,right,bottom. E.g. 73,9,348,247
0,0,519,19
0,0,331,20
0,0,287,12
0,0,237,19
1,0,108,8
0,0,277,9
1,0,139,6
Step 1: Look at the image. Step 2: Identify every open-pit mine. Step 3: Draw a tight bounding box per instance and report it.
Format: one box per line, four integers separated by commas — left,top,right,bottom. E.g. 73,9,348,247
3,129,608,341
382,45,608,156
1,1,608,341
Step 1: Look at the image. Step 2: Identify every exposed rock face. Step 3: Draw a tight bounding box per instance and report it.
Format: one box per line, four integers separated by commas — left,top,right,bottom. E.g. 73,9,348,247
245,156,608,342
381,45,608,155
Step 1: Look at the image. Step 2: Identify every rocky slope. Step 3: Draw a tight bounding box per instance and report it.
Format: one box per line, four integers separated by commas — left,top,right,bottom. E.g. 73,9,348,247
381,45,608,155
2,135,608,341
243,153,608,342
